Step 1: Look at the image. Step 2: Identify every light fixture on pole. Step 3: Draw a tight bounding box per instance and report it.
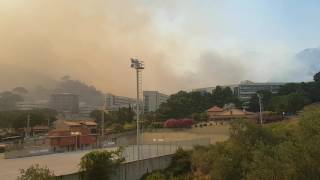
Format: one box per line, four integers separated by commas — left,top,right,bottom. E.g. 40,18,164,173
257,93,263,125
130,58,144,161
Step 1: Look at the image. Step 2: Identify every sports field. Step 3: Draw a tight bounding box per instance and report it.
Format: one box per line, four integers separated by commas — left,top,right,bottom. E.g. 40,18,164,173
141,124,230,144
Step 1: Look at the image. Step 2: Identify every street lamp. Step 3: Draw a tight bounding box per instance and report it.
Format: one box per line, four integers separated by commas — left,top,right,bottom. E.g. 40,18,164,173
130,58,144,160
257,93,263,125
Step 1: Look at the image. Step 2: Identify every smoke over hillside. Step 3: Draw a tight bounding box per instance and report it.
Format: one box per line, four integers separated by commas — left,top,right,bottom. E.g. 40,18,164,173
0,0,188,96
0,1,319,96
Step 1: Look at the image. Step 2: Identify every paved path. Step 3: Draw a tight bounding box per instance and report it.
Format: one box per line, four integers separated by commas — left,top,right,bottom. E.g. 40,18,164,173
0,147,118,180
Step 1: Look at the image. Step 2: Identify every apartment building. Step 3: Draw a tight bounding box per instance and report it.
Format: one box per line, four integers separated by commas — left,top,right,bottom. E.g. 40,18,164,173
49,93,79,113
236,80,285,100
105,93,136,110
143,91,169,113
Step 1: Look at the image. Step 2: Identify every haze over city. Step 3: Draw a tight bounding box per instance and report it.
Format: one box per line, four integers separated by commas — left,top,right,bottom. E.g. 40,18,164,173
1,1,320,180
1,0,320,97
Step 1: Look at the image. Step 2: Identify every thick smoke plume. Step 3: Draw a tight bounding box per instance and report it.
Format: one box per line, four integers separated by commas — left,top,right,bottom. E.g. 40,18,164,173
0,0,318,97
0,0,188,96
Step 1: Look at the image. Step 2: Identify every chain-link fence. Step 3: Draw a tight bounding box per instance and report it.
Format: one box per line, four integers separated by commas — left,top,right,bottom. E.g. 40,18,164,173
121,137,210,162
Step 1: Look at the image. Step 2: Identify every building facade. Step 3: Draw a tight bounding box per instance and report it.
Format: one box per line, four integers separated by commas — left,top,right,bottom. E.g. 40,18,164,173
49,93,79,113
48,120,98,152
192,81,285,101
105,93,136,110
16,100,49,111
143,91,169,113
236,81,285,101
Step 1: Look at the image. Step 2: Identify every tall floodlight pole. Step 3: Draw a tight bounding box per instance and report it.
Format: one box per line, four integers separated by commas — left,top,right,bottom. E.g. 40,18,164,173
257,94,263,125
130,58,144,161
101,95,106,139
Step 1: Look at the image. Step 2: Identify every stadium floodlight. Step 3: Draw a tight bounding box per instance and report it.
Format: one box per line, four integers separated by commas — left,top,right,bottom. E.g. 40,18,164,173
130,58,144,161
131,58,144,69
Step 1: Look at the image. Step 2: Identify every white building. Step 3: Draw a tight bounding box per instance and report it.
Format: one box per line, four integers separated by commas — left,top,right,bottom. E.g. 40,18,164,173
16,100,49,111
191,80,286,101
143,91,169,113
79,103,100,118
235,80,285,100
105,93,136,110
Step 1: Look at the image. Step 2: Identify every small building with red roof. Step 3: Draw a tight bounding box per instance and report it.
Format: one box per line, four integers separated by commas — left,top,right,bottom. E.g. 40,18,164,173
48,120,98,152
207,106,256,121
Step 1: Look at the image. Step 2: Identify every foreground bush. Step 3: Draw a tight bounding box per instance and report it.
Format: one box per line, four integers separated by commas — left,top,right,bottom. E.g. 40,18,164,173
80,150,124,180
17,164,55,180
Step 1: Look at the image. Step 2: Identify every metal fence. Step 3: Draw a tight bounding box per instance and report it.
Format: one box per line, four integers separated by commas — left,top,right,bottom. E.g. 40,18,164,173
121,137,210,162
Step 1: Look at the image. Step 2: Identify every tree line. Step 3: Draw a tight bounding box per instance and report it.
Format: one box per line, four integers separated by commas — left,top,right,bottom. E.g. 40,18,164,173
154,86,239,121
0,109,57,137
248,72,320,114
144,104,320,179
147,72,320,123
90,107,136,133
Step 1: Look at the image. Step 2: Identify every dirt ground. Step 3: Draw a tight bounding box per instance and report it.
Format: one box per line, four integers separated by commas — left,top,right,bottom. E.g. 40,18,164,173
141,124,230,144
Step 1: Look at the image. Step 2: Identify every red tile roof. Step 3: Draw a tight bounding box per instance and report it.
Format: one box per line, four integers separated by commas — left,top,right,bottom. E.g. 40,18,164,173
207,106,223,112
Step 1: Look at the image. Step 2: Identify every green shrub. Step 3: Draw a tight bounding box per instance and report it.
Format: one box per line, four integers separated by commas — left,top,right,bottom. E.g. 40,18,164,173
17,164,55,180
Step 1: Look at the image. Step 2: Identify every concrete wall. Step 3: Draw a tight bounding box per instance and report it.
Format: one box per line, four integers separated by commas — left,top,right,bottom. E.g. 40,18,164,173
57,154,173,180
5,146,52,159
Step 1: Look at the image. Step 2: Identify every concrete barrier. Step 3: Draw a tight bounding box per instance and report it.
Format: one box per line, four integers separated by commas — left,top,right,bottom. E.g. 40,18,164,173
5,146,52,159
57,154,173,180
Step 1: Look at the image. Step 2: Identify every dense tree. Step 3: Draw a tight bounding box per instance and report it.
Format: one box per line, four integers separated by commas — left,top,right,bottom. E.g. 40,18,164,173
156,87,239,120
17,164,55,180
314,71,320,82
90,107,135,130
270,93,310,114
12,87,29,94
0,109,57,130
0,91,23,111
278,74,320,103
191,112,208,122
146,104,320,180
248,90,273,112
80,150,123,180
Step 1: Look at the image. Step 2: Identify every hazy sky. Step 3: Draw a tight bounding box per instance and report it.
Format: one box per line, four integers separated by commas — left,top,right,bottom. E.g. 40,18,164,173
0,0,319,97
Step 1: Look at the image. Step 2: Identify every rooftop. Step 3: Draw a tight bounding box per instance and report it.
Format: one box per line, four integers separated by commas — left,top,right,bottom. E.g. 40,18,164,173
207,106,223,112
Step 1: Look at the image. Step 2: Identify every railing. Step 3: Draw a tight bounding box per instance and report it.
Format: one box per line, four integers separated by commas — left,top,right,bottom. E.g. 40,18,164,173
120,137,210,162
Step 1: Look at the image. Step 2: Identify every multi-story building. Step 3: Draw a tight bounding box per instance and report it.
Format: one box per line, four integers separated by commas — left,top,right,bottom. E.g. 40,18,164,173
143,91,169,113
16,100,49,110
105,93,136,111
49,93,79,114
191,80,286,102
235,81,285,100
79,104,100,118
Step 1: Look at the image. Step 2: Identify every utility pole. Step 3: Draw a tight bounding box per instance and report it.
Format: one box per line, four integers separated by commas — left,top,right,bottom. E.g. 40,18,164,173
101,97,105,137
100,95,106,148
131,58,144,160
257,94,263,125
26,113,30,138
